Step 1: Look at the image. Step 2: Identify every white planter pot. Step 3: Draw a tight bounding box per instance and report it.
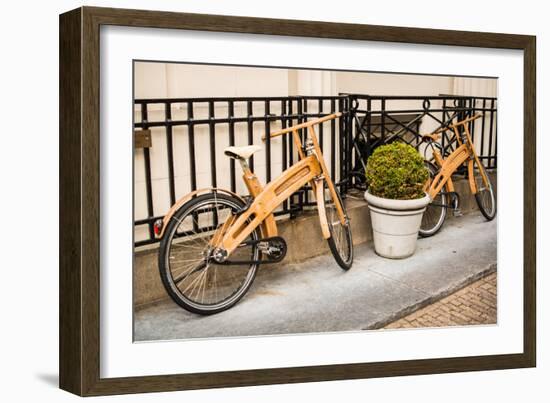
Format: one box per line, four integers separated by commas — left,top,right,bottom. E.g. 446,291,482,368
364,191,431,259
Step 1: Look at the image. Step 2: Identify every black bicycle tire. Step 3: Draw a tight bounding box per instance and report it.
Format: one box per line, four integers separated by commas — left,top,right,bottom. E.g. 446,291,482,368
324,185,353,270
158,193,260,315
419,160,447,237
473,161,497,221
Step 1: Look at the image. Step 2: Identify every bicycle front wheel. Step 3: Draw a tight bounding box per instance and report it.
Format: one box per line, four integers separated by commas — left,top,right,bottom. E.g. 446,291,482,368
419,161,447,237
472,159,496,220
323,183,353,270
158,193,261,315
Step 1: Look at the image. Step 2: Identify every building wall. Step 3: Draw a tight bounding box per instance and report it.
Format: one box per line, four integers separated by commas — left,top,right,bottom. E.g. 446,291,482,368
135,62,291,99
334,71,454,96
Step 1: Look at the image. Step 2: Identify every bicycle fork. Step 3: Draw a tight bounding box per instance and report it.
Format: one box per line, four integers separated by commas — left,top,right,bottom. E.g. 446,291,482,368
432,151,462,217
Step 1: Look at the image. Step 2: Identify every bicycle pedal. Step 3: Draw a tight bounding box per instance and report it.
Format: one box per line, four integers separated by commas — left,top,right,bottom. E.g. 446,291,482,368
453,209,463,217
257,236,287,263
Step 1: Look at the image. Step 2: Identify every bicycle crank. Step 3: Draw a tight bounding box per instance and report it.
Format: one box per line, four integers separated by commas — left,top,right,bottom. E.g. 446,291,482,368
448,191,462,216
217,236,287,265
439,191,462,216
258,236,287,263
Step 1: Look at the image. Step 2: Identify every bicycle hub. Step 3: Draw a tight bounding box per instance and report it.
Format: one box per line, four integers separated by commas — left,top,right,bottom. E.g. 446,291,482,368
211,247,228,263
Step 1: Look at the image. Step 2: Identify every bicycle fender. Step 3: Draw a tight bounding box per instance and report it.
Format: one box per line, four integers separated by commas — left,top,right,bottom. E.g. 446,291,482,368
157,188,245,238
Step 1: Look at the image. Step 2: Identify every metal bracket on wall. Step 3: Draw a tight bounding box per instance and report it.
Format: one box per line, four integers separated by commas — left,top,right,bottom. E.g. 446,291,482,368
134,129,152,148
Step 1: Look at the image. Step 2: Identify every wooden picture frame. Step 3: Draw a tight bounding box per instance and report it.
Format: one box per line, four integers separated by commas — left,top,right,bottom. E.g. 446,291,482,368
59,6,536,396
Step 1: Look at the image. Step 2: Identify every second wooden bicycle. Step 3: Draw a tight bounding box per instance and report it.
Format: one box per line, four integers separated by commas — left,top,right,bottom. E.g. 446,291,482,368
420,113,497,236
154,113,353,314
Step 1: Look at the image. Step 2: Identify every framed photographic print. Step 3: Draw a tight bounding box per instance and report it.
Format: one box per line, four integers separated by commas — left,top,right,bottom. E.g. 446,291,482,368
59,6,536,396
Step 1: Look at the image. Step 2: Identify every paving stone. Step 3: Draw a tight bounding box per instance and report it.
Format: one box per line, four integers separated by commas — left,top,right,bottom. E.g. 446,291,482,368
384,273,497,329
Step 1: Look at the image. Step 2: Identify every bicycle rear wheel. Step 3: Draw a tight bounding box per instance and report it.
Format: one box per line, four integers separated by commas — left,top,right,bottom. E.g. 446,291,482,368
419,161,447,237
158,193,260,315
472,159,496,220
323,183,353,270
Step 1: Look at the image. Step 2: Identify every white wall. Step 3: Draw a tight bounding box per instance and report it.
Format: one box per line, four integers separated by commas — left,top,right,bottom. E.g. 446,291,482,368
135,62,291,99
334,71,454,95
453,77,498,97
135,62,499,99
2,1,547,403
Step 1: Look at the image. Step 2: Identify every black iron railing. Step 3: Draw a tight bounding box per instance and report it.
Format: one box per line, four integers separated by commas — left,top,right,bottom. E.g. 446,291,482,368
346,94,498,188
134,96,351,246
134,94,497,246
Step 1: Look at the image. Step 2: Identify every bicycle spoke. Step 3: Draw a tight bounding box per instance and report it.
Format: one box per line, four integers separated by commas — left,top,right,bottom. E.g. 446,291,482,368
180,266,206,294
192,267,209,301
173,268,196,286
213,266,218,303
162,195,260,311
200,268,208,304
171,258,202,274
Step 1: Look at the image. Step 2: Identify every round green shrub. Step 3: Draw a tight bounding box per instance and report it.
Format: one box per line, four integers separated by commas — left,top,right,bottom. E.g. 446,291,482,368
365,142,429,200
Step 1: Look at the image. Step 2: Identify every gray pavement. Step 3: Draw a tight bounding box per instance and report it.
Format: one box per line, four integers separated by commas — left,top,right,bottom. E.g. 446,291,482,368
134,212,497,341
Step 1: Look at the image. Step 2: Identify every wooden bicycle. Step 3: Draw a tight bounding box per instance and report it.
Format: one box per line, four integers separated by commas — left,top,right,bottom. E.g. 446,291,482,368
154,113,353,314
420,113,497,237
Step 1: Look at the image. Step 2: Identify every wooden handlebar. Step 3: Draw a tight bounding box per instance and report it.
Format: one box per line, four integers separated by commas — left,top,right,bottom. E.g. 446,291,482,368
432,114,483,135
262,112,342,141
422,133,441,142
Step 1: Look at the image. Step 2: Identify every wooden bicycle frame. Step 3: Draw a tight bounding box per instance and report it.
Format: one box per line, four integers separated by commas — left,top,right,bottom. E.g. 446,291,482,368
427,114,490,200
212,113,347,257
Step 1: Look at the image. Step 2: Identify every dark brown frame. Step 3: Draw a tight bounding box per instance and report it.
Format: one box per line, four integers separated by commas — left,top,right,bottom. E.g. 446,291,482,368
59,6,536,396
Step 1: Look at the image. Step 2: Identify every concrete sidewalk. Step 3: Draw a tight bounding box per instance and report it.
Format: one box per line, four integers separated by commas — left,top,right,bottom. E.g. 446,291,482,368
134,212,497,341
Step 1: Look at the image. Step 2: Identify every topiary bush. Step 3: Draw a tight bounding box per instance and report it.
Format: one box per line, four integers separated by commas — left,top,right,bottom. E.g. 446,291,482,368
365,142,429,200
